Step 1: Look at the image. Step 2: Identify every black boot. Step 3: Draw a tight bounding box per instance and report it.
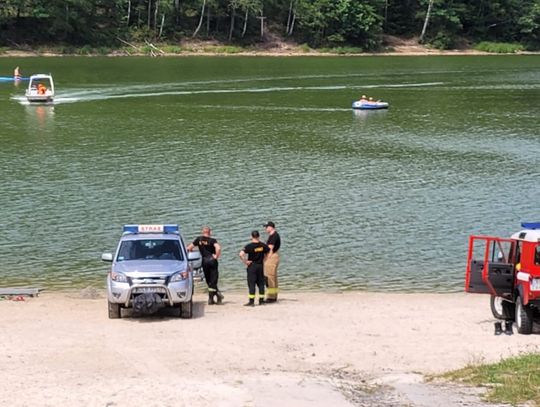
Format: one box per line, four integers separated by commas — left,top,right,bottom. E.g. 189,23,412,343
504,321,513,335
244,299,255,307
208,293,215,305
259,298,266,305
216,290,224,304
494,321,502,335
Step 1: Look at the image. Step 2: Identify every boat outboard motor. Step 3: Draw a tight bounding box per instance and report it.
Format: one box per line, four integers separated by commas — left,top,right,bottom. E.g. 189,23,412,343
132,293,164,315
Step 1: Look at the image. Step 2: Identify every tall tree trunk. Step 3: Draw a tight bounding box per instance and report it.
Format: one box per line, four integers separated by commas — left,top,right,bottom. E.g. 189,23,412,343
193,0,206,37
159,13,165,37
174,0,180,26
147,0,152,29
154,0,159,32
286,0,293,35
419,0,434,43
127,0,131,26
241,9,248,38
258,10,265,39
384,0,388,31
228,7,235,41
288,12,295,36
206,7,211,35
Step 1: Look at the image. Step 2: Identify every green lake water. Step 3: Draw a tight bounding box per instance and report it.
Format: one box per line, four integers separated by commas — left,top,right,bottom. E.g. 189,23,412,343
1,55,539,292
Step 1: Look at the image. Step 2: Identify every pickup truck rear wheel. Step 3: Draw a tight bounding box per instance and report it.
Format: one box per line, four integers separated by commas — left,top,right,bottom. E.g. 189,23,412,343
181,298,193,319
516,295,533,334
108,301,121,319
490,295,515,320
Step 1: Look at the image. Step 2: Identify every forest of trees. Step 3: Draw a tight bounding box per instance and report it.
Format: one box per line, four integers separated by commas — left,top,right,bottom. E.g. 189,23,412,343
1,0,539,51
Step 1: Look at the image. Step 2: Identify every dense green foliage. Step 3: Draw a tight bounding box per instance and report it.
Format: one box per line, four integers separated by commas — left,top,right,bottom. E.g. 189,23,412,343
474,41,524,53
1,0,539,50
441,353,540,406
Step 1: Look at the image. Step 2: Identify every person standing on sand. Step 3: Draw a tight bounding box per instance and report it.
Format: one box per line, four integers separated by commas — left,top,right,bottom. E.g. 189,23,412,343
187,226,224,305
239,230,269,307
263,221,281,303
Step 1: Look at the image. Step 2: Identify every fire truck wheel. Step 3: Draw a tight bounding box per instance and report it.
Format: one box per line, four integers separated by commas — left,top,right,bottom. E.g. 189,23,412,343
490,296,515,320
516,296,533,335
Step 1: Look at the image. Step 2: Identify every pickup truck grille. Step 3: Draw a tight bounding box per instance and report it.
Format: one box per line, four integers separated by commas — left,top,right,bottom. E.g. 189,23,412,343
130,276,167,285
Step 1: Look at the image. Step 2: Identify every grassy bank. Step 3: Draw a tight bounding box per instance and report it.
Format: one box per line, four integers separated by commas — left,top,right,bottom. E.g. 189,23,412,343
1,39,529,57
0,41,366,57
440,353,540,406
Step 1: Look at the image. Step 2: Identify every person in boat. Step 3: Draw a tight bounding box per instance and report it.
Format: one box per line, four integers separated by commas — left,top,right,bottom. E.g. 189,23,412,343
38,83,47,95
359,95,368,102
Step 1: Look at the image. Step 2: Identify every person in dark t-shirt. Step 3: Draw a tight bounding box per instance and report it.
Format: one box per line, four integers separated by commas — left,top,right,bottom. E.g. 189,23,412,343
263,221,281,303
187,226,223,305
239,230,270,307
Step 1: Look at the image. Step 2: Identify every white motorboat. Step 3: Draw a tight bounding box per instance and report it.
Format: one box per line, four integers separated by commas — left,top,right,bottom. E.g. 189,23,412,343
26,74,55,103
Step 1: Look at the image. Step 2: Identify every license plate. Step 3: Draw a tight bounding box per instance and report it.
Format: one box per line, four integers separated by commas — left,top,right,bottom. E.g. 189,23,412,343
531,279,540,291
133,287,166,294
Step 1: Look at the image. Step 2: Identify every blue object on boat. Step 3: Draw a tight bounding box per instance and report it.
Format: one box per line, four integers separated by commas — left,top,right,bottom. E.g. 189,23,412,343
0,76,29,81
521,222,540,230
352,100,389,110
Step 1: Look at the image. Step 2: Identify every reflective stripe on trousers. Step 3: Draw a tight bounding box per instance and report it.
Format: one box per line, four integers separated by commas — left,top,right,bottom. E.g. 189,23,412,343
264,252,280,299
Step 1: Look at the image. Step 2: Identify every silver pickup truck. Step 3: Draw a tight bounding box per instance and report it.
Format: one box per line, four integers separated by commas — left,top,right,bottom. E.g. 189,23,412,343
101,224,202,319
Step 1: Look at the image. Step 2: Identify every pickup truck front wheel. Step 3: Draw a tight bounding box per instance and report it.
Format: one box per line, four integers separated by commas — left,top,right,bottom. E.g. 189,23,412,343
181,298,193,319
108,301,121,319
516,295,533,334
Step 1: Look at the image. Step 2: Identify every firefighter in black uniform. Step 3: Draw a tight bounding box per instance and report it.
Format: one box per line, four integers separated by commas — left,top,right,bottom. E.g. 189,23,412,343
239,230,270,307
187,226,224,305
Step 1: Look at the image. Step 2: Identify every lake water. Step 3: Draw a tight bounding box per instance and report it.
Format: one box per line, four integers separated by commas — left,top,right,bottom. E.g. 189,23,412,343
1,55,539,292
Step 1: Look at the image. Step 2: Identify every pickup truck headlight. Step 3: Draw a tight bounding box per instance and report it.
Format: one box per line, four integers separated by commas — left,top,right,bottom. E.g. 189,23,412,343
110,270,128,283
170,271,189,282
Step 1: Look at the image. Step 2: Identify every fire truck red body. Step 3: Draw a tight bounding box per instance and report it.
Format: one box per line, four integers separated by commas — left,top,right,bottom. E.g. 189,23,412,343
465,223,540,334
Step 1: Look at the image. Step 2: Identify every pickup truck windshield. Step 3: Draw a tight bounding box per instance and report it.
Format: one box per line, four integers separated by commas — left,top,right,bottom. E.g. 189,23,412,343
117,239,183,261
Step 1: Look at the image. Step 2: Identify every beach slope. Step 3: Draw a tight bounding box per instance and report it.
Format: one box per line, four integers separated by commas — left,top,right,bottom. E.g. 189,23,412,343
0,291,537,406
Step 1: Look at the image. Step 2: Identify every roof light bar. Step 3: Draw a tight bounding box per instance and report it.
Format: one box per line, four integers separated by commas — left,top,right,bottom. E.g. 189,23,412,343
123,224,179,234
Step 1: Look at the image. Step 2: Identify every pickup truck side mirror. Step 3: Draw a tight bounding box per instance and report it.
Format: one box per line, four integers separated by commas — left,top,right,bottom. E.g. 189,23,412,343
187,251,202,270
101,253,113,262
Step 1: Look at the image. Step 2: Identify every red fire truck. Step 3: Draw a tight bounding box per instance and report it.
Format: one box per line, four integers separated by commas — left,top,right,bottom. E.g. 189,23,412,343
465,223,540,334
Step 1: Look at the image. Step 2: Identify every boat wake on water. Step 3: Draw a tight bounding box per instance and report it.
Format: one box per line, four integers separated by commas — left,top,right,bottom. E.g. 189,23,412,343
11,81,444,105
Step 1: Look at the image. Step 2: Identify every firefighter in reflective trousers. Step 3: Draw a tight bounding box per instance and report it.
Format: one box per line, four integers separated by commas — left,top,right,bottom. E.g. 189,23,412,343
187,226,224,305
239,230,270,306
263,221,281,303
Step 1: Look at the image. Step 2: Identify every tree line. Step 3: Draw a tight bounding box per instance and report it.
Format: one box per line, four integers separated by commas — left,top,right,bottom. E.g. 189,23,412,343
1,0,539,50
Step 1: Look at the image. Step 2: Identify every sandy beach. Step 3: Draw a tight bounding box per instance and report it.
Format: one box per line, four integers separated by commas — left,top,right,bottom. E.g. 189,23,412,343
1,289,538,407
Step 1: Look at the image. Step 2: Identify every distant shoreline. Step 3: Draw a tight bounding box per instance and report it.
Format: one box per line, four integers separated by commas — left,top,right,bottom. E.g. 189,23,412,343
2,45,538,58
